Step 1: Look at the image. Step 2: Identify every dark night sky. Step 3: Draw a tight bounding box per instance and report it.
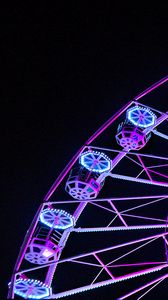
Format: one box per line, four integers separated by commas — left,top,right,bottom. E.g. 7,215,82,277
1,3,168,299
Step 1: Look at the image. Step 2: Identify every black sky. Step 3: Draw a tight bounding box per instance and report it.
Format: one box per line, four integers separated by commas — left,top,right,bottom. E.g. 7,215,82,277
2,3,168,299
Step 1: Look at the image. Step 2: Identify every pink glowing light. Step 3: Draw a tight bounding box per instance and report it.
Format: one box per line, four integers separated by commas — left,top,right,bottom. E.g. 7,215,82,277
42,249,54,258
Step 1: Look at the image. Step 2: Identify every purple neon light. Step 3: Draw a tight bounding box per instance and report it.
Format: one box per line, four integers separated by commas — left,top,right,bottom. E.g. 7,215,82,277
42,249,54,258
8,76,168,300
18,232,168,273
120,273,168,299
134,75,168,101
49,265,168,299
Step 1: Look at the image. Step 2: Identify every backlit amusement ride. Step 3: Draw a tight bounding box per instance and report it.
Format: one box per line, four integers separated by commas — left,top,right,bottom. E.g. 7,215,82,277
8,76,168,299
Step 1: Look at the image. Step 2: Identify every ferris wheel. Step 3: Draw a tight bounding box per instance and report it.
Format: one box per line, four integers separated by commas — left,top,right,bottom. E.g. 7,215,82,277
8,76,168,299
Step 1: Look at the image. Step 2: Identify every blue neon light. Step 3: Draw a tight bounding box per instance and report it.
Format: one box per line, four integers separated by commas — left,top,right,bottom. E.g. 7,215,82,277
79,151,111,173
12,278,51,299
127,106,156,128
40,209,74,230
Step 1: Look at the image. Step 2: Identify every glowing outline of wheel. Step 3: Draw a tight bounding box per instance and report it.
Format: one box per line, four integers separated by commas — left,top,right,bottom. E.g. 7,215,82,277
8,76,168,300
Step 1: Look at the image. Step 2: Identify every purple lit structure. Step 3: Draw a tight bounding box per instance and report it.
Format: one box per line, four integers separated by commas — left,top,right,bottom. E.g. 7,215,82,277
116,120,151,150
25,238,61,265
65,166,104,200
8,76,168,299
